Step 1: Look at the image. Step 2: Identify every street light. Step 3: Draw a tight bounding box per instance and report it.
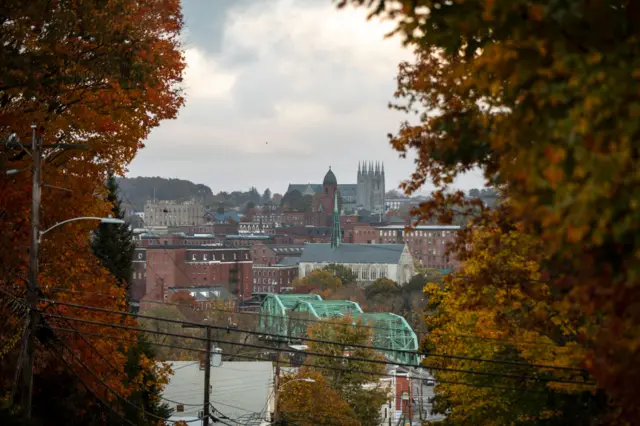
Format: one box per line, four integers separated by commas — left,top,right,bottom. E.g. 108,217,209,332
281,378,316,387
39,216,125,241
22,214,125,419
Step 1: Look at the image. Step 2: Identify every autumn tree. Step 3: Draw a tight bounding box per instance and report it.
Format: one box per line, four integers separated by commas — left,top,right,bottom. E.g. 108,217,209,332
322,264,358,286
122,336,172,425
0,1,185,419
307,317,388,425
278,369,360,426
342,0,640,421
292,270,343,294
421,209,605,424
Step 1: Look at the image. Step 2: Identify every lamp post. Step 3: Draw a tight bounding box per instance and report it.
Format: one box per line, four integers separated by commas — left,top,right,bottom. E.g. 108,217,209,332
21,210,124,419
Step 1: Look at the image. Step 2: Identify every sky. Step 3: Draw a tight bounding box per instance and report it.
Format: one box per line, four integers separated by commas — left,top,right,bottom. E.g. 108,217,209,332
126,0,485,196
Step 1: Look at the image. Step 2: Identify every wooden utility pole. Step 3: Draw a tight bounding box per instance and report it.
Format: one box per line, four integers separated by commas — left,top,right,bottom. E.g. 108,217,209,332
21,123,40,420
183,324,212,426
272,350,281,424
203,327,212,426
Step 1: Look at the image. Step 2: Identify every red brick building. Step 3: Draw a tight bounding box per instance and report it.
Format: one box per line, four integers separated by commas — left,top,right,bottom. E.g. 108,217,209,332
342,224,460,270
224,234,274,247
376,225,459,270
252,263,298,294
250,243,304,266
132,245,253,306
273,226,332,244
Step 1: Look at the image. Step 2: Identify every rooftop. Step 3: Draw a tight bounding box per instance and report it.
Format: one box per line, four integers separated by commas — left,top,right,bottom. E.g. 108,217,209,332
300,243,406,265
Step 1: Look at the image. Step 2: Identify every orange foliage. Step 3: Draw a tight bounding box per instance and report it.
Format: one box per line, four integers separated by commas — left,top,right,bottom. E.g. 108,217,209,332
0,0,184,415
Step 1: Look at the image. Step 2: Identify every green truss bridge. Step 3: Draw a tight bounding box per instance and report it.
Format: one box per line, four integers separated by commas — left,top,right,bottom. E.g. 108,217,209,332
257,294,419,365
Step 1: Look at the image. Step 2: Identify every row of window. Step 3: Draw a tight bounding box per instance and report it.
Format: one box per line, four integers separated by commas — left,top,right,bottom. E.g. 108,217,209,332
253,278,285,285
254,285,276,293
304,265,388,281
190,252,248,261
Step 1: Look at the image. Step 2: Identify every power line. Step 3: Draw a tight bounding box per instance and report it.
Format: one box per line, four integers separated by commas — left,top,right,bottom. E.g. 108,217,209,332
42,297,589,375
48,324,569,395
123,212,567,349
47,324,201,424
41,310,594,386
49,284,577,349
44,339,138,426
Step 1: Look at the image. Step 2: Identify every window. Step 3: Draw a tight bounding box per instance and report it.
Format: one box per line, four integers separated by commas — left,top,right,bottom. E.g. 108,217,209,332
233,253,237,260
176,405,184,413
221,254,225,260
192,254,196,261
137,253,142,260
203,254,207,261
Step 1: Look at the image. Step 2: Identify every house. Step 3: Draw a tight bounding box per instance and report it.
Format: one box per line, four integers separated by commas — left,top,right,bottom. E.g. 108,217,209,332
163,361,275,425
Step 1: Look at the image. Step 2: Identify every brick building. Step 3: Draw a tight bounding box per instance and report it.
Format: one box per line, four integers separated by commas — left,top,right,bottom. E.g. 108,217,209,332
348,224,460,270
281,212,307,227
273,226,332,244
249,243,304,266
225,234,274,247
252,261,299,294
131,245,253,305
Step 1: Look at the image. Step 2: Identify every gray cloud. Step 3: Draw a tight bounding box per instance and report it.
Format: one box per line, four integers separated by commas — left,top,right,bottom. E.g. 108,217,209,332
127,0,485,195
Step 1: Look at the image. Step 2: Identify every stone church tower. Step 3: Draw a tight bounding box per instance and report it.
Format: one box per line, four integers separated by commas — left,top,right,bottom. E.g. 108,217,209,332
356,161,385,213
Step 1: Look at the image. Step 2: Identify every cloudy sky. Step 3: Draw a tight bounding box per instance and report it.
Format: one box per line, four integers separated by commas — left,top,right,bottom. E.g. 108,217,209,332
126,0,484,196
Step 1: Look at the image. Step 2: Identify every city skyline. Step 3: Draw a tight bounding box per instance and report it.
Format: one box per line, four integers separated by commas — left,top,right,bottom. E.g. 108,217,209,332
125,0,484,194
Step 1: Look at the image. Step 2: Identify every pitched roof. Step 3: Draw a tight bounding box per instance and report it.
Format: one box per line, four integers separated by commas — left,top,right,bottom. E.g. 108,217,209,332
286,184,357,198
300,243,406,265
277,256,300,267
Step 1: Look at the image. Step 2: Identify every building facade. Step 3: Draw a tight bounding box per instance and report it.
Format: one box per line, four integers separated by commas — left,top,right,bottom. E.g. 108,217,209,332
286,162,385,215
132,245,253,306
144,200,205,226
356,161,385,213
298,192,415,285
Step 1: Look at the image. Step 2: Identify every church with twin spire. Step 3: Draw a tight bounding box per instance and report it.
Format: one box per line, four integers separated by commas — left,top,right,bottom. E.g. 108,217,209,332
286,162,386,215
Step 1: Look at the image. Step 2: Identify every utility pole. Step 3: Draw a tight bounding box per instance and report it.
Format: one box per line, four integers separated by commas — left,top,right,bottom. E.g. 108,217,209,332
21,123,40,420
183,324,212,426
272,350,281,424
203,326,211,426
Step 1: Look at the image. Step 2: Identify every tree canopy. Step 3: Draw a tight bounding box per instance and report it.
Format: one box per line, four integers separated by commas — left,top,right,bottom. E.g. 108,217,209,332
292,270,343,295
322,264,358,286
306,317,388,425
0,0,185,421
343,0,640,421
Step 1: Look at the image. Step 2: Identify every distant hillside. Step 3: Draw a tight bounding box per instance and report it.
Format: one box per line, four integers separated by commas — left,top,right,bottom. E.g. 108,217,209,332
117,177,214,211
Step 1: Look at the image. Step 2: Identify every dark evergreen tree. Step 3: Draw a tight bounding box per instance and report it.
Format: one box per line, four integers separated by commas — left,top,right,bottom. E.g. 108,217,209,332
261,188,272,204
92,176,171,424
122,336,172,425
91,174,135,298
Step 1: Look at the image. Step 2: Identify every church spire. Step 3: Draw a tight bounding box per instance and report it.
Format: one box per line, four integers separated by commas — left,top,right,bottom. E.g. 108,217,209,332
330,190,341,249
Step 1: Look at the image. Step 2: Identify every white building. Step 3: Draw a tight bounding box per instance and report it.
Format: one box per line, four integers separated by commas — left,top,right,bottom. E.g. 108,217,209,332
298,243,415,285
163,361,274,424
144,200,205,227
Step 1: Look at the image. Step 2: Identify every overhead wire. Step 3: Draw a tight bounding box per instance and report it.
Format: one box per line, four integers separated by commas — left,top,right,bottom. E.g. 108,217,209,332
121,209,568,350
42,297,590,376
41,310,594,387
48,323,577,395
45,322,202,424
